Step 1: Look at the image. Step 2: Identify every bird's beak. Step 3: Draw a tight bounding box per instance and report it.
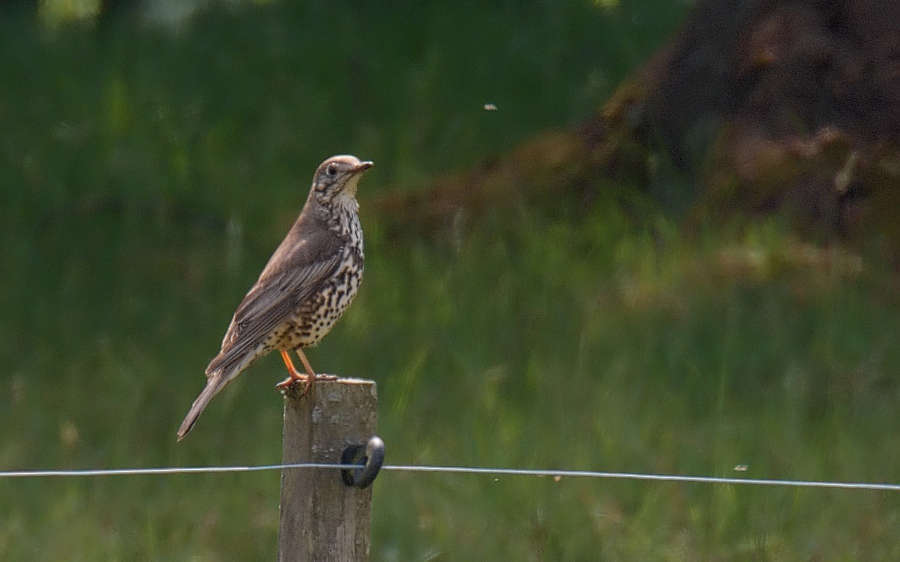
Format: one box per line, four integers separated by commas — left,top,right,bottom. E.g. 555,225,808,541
353,161,374,173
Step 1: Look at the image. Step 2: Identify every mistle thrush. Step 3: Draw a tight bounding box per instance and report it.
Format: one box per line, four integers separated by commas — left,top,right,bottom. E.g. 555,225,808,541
177,155,373,441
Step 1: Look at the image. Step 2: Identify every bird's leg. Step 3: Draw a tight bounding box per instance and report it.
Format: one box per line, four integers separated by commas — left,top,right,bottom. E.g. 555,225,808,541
276,349,308,391
295,347,317,379
292,348,337,396
296,347,338,382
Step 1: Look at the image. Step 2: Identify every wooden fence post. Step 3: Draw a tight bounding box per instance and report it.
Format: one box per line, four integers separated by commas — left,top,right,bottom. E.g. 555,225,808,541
278,378,378,562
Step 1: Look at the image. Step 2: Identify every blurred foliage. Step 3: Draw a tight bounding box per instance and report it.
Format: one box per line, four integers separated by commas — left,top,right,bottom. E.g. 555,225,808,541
1,1,898,560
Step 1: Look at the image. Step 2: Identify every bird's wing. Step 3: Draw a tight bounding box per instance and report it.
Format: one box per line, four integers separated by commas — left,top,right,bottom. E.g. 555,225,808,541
209,252,342,373
206,215,345,375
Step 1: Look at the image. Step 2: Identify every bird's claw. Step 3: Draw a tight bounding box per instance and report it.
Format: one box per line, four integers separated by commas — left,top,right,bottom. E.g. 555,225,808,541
276,375,307,389
276,373,339,398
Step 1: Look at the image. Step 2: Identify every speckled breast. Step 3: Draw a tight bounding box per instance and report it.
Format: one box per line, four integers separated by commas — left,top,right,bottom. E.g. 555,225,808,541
280,249,363,349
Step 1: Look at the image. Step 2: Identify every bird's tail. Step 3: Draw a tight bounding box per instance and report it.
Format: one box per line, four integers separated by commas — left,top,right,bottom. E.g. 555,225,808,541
177,349,257,441
176,375,226,441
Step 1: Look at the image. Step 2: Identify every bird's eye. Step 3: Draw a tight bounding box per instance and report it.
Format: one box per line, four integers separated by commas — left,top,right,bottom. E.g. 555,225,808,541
326,164,338,177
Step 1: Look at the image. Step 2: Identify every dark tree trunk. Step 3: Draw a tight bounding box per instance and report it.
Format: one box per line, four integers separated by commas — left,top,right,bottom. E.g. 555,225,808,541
377,0,900,260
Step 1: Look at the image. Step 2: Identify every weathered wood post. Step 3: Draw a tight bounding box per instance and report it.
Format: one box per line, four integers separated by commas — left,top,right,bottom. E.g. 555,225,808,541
278,378,378,562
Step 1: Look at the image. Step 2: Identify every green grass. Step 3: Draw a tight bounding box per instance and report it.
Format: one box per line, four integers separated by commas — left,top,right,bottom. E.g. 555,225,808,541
2,2,899,560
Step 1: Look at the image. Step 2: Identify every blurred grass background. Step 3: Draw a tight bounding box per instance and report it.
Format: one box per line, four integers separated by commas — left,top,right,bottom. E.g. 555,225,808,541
1,1,898,560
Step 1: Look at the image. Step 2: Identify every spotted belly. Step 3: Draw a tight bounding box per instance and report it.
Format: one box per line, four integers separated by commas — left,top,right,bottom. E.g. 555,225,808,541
274,260,363,350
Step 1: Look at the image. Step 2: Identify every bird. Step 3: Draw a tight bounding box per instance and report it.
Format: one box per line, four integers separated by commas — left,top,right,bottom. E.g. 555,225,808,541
177,155,373,441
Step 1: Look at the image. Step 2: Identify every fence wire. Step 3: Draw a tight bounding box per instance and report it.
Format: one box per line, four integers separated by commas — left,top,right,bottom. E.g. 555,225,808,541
1,463,897,491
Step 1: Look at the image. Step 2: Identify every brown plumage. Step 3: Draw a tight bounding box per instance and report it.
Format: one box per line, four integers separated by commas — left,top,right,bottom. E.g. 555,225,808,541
177,155,373,441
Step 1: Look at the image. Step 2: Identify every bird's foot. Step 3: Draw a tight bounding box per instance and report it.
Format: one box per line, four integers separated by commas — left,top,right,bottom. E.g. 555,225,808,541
276,376,312,400
276,375,308,390
275,373,337,388
276,374,339,398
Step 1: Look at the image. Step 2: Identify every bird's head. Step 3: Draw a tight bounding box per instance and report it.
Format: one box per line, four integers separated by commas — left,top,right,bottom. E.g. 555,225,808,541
311,155,374,206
